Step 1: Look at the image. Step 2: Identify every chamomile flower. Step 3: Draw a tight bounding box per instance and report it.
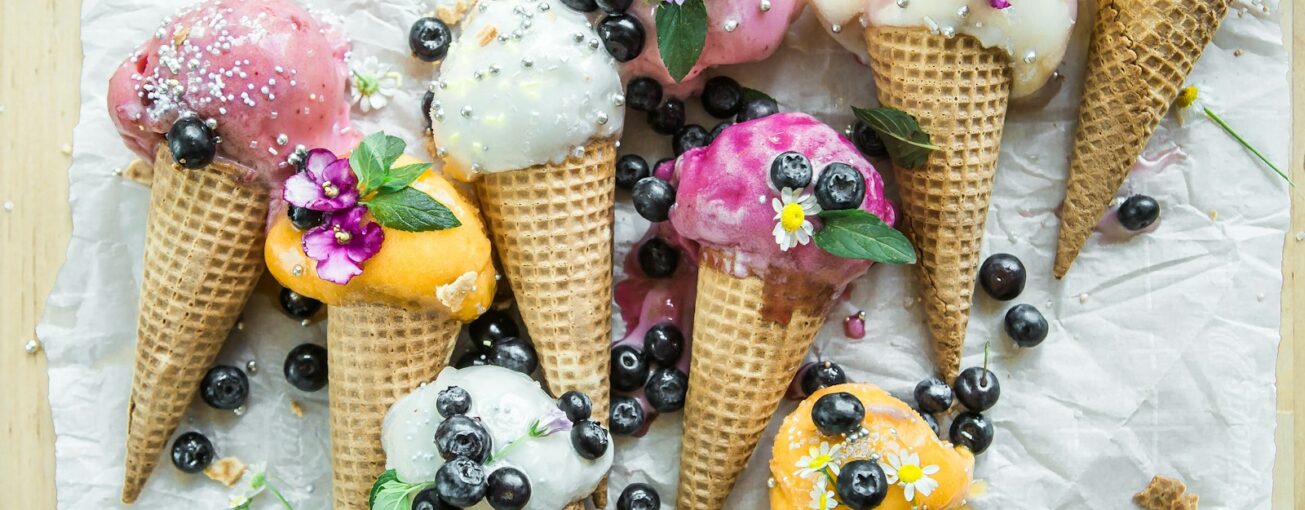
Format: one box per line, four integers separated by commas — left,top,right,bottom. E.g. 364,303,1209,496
1174,85,1291,185
350,56,402,113
794,441,841,480
771,187,822,251
882,449,940,502
807,478,840,510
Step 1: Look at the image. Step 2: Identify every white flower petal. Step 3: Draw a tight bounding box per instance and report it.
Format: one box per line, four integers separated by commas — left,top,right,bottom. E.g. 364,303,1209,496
773,197,784,214
904,483,916,502
923,465,940,475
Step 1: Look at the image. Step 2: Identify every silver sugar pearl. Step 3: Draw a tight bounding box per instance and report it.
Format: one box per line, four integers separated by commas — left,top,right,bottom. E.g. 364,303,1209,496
613,94,625,107
437,147,449,157
522,58,534,68
300,319,311,327
723,19,739,32
766,478,775,488
233,405,246,416
204,118,218,129
957,5,970,17
941,26,956,38
489,64,501,75
759,0,771,11
473,70,484,80
246,360,259,374
1024,50,1038,63
292,264,304,276
573,32,585,43
539,2,550,11
276,134,289,146
236,321,245,331
896,0,908,7
831,24,842,33
588,38,600,50
24,339,41,354
461,106,474,118
596,112,609,125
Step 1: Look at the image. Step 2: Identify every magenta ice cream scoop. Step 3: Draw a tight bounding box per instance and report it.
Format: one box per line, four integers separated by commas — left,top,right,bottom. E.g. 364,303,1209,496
623,0,805,97
107,0,358,183
669,112,895,290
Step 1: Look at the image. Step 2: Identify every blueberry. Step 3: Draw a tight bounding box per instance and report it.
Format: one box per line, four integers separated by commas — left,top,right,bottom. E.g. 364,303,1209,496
799,361,847,396
557,390,593,422
814,163,866,210
637,237,679,278
409,17,452,62
913,377,954,414
570,420,610,459
642,322,684,365
559,0,597,12
673,124,710,156
284,343,328,392
1118,195,1160,231
435,457,488,507
456,350,492,368
422,89,436,130
288,206,325,230
851,120,889,159
918,410,940,437
708,121,732,144
1005,304,1049,348
835,460,888,510
631,177,675,222
486,467,532,510
167,116,217,169
769,151,813,190
596,0,633,13
490,337,538,375
617,483,661,510
978,253,1026,301
735,96,778,123
644,368,688,412
597,15,645,63
949,412,994,454
171,431,215,473
954,367,1000,412
200,365,248,410
616,154,651,190
611,345,650,391
435,415,493,463
279,287,322,319
437,386,473,418
701,76,744,119
811,392,865,436
625,77,663,112
469,310,520,352
411,487,456,510
648,98,686,135
609,396,646,435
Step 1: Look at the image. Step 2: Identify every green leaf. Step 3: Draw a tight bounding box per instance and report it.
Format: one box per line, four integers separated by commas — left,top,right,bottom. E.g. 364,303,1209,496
378,163,431,194
742,87,776,104
851,106,939,170
814,209,917,264
655,0,708,83
351,133,397,194
368,470,401,509
366,187,461,232
382,136,406,167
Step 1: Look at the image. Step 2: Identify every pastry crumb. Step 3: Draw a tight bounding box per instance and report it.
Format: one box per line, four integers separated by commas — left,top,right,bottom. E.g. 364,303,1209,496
1208,210,1218,221
477,26,497,47
290,400,305,417
1234,48,1244,57
437,0,473,26
204,457,246,487
1134,475,1197,510
123,159,154,186
437,272,479,312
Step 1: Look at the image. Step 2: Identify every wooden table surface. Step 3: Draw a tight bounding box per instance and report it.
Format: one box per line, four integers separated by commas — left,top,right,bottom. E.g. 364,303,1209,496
1,1,1300,508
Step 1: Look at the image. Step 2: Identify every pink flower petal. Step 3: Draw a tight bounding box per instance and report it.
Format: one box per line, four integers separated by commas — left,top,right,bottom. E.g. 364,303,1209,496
303,149,338,177
283,173,326,209
315,250,364,285
323,158,358,189
989,0,1011,8
301,226,339,261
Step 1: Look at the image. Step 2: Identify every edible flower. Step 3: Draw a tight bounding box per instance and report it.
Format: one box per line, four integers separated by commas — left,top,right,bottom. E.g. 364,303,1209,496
882,449,940,502
772,187,822,251
1175,85,1292,186
529,407,574,437
794,441,841,480
989,0,1011,8
284,149,359,211
350,56,401,113
807,478,840,510
302,206,384,285
227,464,293,510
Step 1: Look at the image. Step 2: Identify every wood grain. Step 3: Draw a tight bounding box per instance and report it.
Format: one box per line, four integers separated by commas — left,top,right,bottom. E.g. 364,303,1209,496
0,1,1299,508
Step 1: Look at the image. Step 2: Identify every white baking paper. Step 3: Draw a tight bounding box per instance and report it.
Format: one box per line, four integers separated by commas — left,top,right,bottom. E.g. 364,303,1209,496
40,0,1290,508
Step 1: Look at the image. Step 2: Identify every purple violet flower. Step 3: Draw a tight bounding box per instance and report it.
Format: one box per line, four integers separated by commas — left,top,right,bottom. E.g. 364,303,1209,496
989,0,1011,8
529,407,573,437
283,149,359,212
302,206,383,285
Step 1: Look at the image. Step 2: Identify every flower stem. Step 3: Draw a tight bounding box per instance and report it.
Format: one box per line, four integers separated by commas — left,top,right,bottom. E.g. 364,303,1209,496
487,436,527,465
1202,107,1293,187
981,343,991,386
264,482,294,510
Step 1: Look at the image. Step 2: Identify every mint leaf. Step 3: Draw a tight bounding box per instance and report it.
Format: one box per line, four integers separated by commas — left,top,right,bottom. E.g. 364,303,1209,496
351,133,394,194
366,187,461,232
851,106,939,170
378,163,430,194
382,136,406,167
655,0,708,83
368,469,400,509
814,209,916,264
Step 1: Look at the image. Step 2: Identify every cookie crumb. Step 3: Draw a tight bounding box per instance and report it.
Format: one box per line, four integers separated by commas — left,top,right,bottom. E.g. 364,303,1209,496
1134,475,1197,510
290,400,305,417
477,26,497,47
204,457,247,487
1234,48,1244,57
123,159,155,186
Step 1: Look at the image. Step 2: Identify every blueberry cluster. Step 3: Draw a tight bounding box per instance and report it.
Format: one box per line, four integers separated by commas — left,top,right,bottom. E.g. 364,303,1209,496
609,319,688,435
769,152,867,211
977,254,1049,348
455,310,539,376
912,366,999,456
808,392,887,509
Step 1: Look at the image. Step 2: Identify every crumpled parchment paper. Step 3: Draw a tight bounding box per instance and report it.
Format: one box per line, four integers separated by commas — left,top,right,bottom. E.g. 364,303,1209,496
40,0,1289,508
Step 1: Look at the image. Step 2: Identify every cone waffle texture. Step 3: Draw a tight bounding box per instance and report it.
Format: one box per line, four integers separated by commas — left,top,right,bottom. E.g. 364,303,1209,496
473,140,616,420
1053,0,1231,278
865,27,1012,382
122,149,269,503
1134,475,1199,510
676,249,834,509
327,302,460,510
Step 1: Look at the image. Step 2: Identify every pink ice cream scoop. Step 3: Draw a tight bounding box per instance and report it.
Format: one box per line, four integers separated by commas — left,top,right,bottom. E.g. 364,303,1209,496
669,112,895,290
107,0,358,184
623,0,805,97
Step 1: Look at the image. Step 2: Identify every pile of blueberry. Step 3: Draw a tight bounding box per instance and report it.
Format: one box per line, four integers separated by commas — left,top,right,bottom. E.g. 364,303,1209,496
770,151,867,210
610,320,688,435
977,253,1049,348
412,386,609,509
913,364,999,456
807,392,890,509
454,310,539,376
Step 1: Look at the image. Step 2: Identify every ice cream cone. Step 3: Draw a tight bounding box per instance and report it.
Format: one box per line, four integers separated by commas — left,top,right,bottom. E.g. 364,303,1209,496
865,26,1012,382
676,249,836,509
473,140,616,421
327,302,460,510
1053,0,1232,278
122,148,269,503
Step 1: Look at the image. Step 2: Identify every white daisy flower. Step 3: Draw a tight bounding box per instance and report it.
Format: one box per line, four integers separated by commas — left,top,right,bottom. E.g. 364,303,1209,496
794,441,841,480
881,449,940,502
807,478,840,510
771,187,822,251
350,56,402,113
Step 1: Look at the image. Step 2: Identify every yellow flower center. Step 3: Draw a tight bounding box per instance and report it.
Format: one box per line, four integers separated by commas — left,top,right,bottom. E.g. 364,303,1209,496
820,491,832,509
322,181,340,198
781,202,805,232
1176,86,1199,108
809,454,832,471
898,464,924,484
334,228,352,244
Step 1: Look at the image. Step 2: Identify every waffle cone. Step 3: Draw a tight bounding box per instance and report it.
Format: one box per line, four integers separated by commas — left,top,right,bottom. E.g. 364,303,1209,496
326,302,460,509
1053,0,1231,277
122,149,268,503
865,27,1012,381
473,140,616,418
676,249,835,508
